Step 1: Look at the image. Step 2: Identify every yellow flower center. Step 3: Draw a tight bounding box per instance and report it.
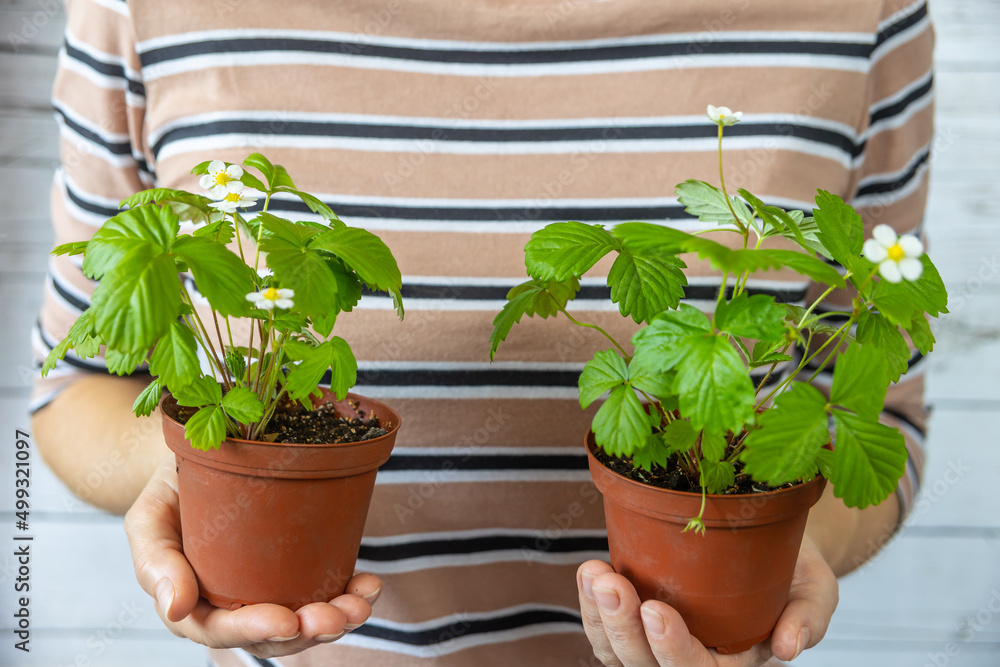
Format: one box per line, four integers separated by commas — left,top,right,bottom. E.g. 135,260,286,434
213,172,232,187
224,192,241,203
887,243,905,262
263,287,280,301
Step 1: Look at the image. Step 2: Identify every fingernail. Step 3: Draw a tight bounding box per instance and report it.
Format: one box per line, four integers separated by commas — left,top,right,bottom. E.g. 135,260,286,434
593,586,620,613
362,586,382,602
316,631,346,643
794,627,810,658
640,606,665,639
580,571,595,600
267,633,300,642
343,623,360,632
154,577,174,615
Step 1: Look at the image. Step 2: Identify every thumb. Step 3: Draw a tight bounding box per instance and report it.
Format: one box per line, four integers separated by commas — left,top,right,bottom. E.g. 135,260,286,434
770,536,838,661
124,457,200,623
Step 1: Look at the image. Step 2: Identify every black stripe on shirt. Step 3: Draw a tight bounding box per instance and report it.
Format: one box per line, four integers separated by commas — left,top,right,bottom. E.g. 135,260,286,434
138,35,873,69
874,2,927,49
378,453,588,473
358,533,607,561
149,118,859,161
854,148,930,198
358,282,808,304
63,41,146,97
352,608,582,646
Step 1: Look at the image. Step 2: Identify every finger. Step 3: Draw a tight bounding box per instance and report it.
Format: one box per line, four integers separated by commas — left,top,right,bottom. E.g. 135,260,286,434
641,601,773,667
769,539,838,662
578,561,623,666
345,573,383,606
592,572,659,667
173,600,302,648
330,593,373,631
124,462,199,623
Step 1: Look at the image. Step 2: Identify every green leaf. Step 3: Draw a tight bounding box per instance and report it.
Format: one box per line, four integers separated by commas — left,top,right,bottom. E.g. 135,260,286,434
192,218,235,244
173,235,255,318
631,432,674,471
631,304,713,374
118,189,214,225
715,293,786,341
105,348,147,375
699,429,728,461
224,348,247,382
627,351,675,398
855,311,910,383
578,349,629,408
830,410,907,509
262,241,341,322
607,248,686,323
613,223,844,288
149,321,201,392
830,342,889,419
220,386,265,423
737,189,792,240
524,222,620,281
812,190,863,266
132,378,164,417
82,205,180,279
74,335,101,359
309,226,403,298
173,375,223,407
41,338,72,377
184,405,227,451
699,459,736,494
243,153,297,191
870,255,949,327
592,385,650,457
816,448,835,479
52,241,89,256
673,334,755,433
749,340,793,369
905,315,935,355
662,419,698,454
284,337,358,401
90,246,181,353
676,180,752,228
741,383,828,485
783,214,832,259
489,278,580,360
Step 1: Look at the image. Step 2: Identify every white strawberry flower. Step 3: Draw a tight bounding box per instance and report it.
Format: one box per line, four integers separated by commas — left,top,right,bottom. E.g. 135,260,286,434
707,105,743,126
863,224,924,283
199,160,245,200
208,184,261,213
246,287,295,311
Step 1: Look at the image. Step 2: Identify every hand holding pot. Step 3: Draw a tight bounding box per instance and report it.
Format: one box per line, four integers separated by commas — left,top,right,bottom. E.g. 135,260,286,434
576,536,837,666
125,455,383,659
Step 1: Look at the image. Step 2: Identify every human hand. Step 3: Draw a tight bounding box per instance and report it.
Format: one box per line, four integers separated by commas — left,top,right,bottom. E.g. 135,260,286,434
576,535,838,666
124,455,381,659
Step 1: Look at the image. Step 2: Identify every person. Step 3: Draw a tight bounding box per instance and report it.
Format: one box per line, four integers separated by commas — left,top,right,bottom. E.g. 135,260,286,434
32,0,934,664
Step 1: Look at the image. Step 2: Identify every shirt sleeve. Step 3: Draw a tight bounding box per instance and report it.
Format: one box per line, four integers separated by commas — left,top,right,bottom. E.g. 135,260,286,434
30,0,151,413
808,0,934,523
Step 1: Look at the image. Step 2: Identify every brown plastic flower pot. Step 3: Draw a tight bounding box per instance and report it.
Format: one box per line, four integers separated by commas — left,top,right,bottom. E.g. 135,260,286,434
161,390,400,611
586,432,826,654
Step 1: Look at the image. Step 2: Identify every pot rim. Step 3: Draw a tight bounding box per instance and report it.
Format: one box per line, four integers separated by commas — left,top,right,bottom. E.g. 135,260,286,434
160,389,402,479
585,430,827,527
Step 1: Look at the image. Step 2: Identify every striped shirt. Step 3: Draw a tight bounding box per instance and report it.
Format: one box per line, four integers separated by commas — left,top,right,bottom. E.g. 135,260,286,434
34,0,933,663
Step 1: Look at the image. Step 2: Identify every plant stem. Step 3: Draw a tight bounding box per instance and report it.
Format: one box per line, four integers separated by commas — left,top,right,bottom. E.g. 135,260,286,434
252,192,272,274
755,319,851,409
711,271,730,330
179,285,230,390
559,307,631,360
717,124,745,235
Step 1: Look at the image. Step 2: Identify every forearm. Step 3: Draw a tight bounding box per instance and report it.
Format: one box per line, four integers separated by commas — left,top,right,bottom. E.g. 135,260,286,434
32,375,167,515
804,483,900,577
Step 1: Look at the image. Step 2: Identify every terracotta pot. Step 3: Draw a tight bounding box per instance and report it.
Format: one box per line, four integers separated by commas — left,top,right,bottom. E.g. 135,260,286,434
161,389,400,611
586,432,826,654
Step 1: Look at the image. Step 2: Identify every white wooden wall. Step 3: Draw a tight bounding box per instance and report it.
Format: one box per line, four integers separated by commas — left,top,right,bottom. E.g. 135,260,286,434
0,1,997,665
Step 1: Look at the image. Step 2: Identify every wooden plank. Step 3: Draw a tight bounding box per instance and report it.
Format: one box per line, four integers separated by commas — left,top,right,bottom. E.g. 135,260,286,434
0,52,56,110
0,280,47,390
1,4,65,56
935,74,1000,119
0,108,59,166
